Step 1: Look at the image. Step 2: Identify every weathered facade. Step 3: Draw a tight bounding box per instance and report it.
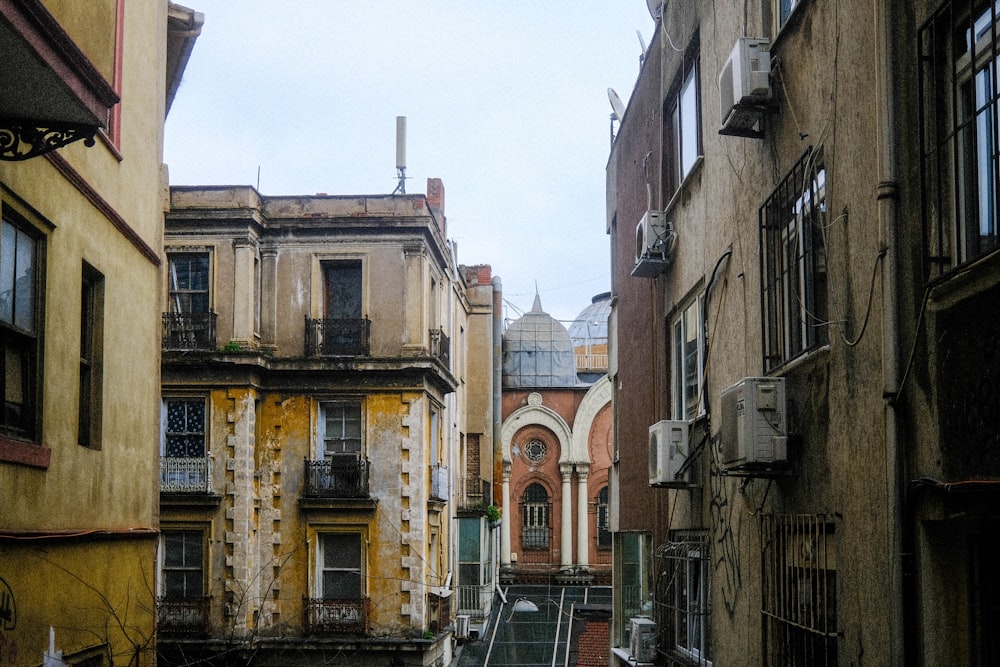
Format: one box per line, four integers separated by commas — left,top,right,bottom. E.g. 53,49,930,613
0,2,199,665
157,180,496,666
608,0,1000,665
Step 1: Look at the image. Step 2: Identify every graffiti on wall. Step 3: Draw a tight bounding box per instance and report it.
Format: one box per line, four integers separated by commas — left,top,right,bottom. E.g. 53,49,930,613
0,577,17,665
708,432,743,617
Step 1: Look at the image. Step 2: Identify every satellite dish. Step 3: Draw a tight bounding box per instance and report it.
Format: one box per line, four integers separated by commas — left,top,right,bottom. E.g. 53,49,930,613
646,0,663,19
636,29,647,55
608,88,626,121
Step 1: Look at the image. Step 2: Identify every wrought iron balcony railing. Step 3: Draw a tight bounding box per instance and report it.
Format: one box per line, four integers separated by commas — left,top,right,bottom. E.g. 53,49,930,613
304,457,369,498
157,597,210,635
303,597,370,636
162,312,217,351
305,317,371,357
160,457,211,493
430,464,449,501
430,328,450,367
456,584,494,616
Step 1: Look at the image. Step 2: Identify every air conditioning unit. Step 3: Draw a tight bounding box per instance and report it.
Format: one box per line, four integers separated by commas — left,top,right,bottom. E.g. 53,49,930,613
455,614,470,639
632,210,676,278
648,420,689,487
720,377,788,471
629,617,657,663
719,37,772,137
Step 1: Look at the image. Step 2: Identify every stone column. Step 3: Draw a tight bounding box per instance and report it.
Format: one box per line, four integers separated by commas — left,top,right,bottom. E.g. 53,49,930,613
232,237,258,345
259,246,277,349
560,464,573,568
501,462,512,567
576,465,590,567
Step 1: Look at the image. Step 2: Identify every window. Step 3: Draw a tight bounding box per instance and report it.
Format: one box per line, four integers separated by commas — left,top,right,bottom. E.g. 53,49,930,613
920,2,1000,277
165,251,214,350
777,0,804,29
596,486,611,549
0,215,40,440
167,253,210,314
324,260,362,320
320,533,363,599
665,57,702,199
656,538,711,664
615,532,651,647
162,530,204,598
521,483,551,550
162,398,208,492
671,295,704,420
320,402,362,458
760,148,828,371
79,264,104,448
761,514,838,666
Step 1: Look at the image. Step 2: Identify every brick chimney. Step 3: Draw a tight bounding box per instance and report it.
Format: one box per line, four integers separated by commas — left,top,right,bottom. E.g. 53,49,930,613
427,178,445,236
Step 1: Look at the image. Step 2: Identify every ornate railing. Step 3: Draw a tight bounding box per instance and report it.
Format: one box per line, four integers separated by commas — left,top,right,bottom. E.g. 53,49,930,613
303,597,370,636
430,329,450,367
160,457,211,493
304,458,369,498
575,352,609,371
430,464,449,501
456,476,490,511
520,527,552,563
157,597,210,635
305,317,371,357
162,312,216,351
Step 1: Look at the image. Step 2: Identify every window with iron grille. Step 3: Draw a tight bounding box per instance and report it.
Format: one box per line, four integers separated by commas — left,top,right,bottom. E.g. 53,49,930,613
920,1,1000,279
655,536,711,665
521,483,551,550
163,398,206,458
597,486,611,549
759,148,828,372
760,514,838,666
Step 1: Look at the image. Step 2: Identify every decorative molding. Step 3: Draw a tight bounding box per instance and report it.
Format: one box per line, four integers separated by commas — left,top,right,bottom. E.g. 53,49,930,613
0,121,97,161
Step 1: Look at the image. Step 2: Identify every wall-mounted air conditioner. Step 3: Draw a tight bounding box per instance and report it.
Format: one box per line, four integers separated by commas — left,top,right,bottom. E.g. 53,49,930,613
632,210,676,278
719,37,772,138
629,617,657,663
720,377,788,472
648,419,689,487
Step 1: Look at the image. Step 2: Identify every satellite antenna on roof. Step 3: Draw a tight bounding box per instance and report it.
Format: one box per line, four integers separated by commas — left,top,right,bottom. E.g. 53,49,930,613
608,88,626,147
393,115,407,194
637,29,647,63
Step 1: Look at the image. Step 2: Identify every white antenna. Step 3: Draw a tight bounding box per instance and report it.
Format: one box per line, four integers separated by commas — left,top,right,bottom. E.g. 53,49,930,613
393,115,407,194
636,29,647,56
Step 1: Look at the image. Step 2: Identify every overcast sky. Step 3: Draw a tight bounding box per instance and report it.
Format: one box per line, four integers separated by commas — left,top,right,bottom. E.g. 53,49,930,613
164,1,655,326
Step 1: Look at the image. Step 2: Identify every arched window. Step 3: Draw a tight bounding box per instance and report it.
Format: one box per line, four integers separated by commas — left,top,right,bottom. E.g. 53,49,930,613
596,486,611,549
521,483,551,550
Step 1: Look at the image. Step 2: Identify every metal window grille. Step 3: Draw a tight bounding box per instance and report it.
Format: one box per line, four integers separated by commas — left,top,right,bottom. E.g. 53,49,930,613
760,514,838,666
653,536,711,665
919,0,1000,279
759,147,828,372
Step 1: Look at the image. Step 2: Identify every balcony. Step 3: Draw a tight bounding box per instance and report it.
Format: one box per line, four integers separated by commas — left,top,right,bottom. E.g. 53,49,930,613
430,328,450,367
162,312,217,351
158,597,210,636
303,597,370,636
430,464,449,502
457,584,493,617
160,457,211,494
304,458,369,498
305,317,370,357
456,476,491,512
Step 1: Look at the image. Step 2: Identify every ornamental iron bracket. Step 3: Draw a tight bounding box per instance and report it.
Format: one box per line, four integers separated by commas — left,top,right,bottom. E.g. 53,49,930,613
0,119,98,161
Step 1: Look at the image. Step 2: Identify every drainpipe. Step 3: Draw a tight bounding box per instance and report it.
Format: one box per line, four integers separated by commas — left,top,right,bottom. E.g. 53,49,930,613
875,1,905,664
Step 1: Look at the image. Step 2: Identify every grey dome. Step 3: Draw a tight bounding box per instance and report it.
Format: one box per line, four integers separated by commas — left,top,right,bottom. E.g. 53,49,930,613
502,294,577,387
568,292,610,350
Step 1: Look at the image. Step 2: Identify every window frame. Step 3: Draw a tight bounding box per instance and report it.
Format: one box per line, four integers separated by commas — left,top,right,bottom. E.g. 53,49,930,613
79,263,104,449
920,1,1000,278
161,397,207,458
318,400,363,459
657,538,712,665
317,531,364,600
520,482,552,551
166,250,211,315
759,147,828,372
0,210,44,445
671,294,705,421
664,51,703,202
161,529,205,599
596,485,612,550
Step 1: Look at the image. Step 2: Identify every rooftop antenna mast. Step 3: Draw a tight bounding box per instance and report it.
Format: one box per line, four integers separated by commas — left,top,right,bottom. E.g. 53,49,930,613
393,116,407,194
